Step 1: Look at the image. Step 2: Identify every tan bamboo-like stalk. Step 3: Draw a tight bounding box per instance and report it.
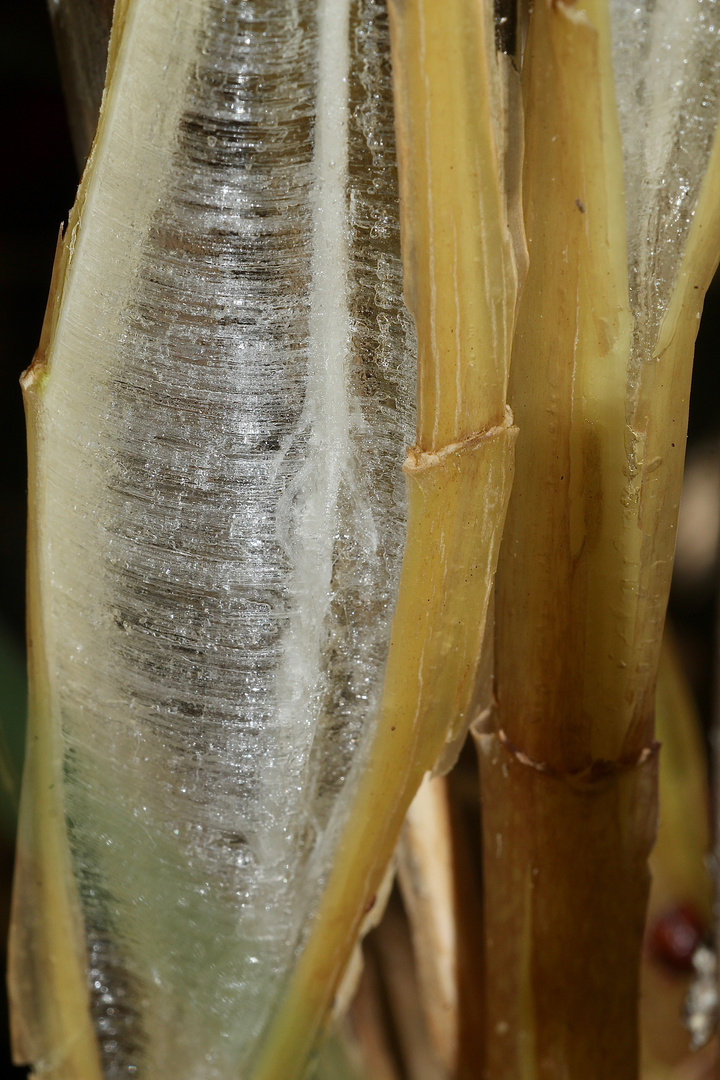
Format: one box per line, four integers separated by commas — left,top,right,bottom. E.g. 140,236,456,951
476,1,720,1077
249,2,524,1075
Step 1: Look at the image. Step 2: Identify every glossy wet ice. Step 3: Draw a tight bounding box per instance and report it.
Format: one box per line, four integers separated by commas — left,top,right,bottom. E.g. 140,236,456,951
610,0,720,370
37,1,415,1075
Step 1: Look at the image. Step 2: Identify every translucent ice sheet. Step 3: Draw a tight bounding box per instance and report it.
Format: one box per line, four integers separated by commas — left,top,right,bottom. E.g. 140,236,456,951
28,1,415,1076
610,0,720,371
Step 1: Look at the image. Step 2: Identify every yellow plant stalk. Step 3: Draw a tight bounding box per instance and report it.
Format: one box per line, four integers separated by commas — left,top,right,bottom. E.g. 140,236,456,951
250,2,523,1075
476,1,720,1077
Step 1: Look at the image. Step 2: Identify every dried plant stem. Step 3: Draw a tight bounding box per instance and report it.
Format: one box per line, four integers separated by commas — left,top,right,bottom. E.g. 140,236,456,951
252,422,515,1080
249,2,523,1075
476,1,720,1077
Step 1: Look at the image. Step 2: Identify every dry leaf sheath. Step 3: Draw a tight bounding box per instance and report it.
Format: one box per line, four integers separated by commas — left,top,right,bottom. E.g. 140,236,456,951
250,0,524,1073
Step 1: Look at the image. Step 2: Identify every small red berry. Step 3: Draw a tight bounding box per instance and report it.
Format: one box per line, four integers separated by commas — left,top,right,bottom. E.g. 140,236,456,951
649,904,705,974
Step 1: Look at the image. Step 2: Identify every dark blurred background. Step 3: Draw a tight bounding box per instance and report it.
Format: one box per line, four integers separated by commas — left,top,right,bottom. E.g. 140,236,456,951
1,2,76,1074
1,2,76,645
0,2,718,1077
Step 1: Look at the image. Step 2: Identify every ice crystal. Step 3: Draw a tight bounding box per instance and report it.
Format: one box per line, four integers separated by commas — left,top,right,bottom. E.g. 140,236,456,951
37,1,415,1075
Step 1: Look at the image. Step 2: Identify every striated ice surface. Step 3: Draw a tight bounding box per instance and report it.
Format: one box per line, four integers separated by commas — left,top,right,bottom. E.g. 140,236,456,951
610,0,720,369
38,0,415,1076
